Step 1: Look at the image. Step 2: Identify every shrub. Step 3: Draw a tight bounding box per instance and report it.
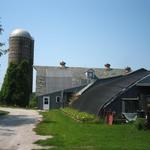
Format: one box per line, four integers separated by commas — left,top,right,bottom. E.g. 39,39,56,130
61,108,96,123
134,118,146,130
113,115,126,124
29,93,38,108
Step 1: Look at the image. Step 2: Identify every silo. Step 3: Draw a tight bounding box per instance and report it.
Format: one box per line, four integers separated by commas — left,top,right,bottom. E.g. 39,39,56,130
9,29,34,92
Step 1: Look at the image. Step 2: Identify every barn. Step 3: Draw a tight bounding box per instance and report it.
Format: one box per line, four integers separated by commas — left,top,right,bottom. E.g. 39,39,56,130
34,62,125,110
71,68,150,119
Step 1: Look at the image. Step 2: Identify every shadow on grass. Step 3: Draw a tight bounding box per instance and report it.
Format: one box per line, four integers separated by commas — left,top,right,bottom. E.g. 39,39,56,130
0,110,9,116
35,136,64,148
42,120,57,124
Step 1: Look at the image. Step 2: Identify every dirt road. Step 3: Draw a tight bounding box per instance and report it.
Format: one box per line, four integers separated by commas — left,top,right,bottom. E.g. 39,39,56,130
0,107,52,150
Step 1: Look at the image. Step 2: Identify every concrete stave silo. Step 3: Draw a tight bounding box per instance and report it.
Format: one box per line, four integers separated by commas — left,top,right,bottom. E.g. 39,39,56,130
9,29,34,93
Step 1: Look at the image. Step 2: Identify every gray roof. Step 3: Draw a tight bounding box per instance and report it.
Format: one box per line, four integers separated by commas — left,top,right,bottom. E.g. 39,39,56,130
136,74,150,86
71,68,150,115
10,29,32,39
34,65,125,96
34,66,125,79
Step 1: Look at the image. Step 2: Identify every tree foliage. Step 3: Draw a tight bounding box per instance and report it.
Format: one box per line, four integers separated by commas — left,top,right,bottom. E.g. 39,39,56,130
29,93,38,108
0,21,7,57
0,60,31,107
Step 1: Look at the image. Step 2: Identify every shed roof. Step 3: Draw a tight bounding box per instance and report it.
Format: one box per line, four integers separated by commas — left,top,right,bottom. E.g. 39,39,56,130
136,74,150,86
71,68,150,115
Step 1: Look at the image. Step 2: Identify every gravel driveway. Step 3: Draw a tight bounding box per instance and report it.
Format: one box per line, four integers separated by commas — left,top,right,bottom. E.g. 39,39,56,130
0,107,52,150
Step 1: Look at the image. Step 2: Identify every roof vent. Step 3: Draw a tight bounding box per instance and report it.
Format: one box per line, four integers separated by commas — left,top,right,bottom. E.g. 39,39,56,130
105,63,111,70
125,66,132,74
60,61,66,68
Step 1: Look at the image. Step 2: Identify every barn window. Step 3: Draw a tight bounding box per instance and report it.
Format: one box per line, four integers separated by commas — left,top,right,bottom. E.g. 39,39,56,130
125,101,139,113
44,98,49,104
85,69,95,79
56,96,61,103
122,98,139,113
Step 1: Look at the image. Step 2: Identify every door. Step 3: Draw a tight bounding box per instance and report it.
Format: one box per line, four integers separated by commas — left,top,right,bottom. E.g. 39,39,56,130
43,96,50,110
146,96,150,112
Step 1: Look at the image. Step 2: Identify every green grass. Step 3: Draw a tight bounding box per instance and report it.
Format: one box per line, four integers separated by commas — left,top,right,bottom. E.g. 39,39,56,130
34,110,150,150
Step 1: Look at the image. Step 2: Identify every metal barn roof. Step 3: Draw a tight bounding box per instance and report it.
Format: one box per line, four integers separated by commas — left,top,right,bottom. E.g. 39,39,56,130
34,65,125,95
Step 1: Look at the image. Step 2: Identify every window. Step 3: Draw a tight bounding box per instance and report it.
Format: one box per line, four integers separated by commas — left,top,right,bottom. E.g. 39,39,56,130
124,100,139,113
44,98,49,104
85,69,95,79
88,72,94,78
56,96,61,103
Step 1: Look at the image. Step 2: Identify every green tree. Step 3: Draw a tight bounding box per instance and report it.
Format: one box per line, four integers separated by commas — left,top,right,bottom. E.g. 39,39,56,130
0,63,17,105
0,60,31,107
0,21,7,57
29,93,38,108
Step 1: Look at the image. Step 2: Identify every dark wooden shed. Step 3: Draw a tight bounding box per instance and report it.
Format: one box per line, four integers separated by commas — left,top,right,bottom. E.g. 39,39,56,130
71,69,150,117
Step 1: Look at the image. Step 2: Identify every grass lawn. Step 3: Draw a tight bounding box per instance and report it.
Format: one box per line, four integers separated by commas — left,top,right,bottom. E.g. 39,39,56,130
35,110,150,150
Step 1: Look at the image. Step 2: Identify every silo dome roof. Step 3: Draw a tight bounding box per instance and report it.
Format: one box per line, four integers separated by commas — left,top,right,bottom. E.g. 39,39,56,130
10,29,32,39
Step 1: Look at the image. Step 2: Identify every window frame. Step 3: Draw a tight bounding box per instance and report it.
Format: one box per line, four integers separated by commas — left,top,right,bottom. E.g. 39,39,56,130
56,96,61,103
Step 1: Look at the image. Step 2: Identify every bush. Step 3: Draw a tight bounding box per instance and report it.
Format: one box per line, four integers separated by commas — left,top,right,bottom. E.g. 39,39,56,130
134,118,146,130
61,108,96,123
29,93,38,108
113,115,126,124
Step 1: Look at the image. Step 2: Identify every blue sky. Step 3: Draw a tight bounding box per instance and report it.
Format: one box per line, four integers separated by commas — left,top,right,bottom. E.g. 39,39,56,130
0,0,150,89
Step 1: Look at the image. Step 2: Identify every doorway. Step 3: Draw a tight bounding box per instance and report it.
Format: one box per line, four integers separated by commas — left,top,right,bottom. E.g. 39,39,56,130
43,96,50,110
